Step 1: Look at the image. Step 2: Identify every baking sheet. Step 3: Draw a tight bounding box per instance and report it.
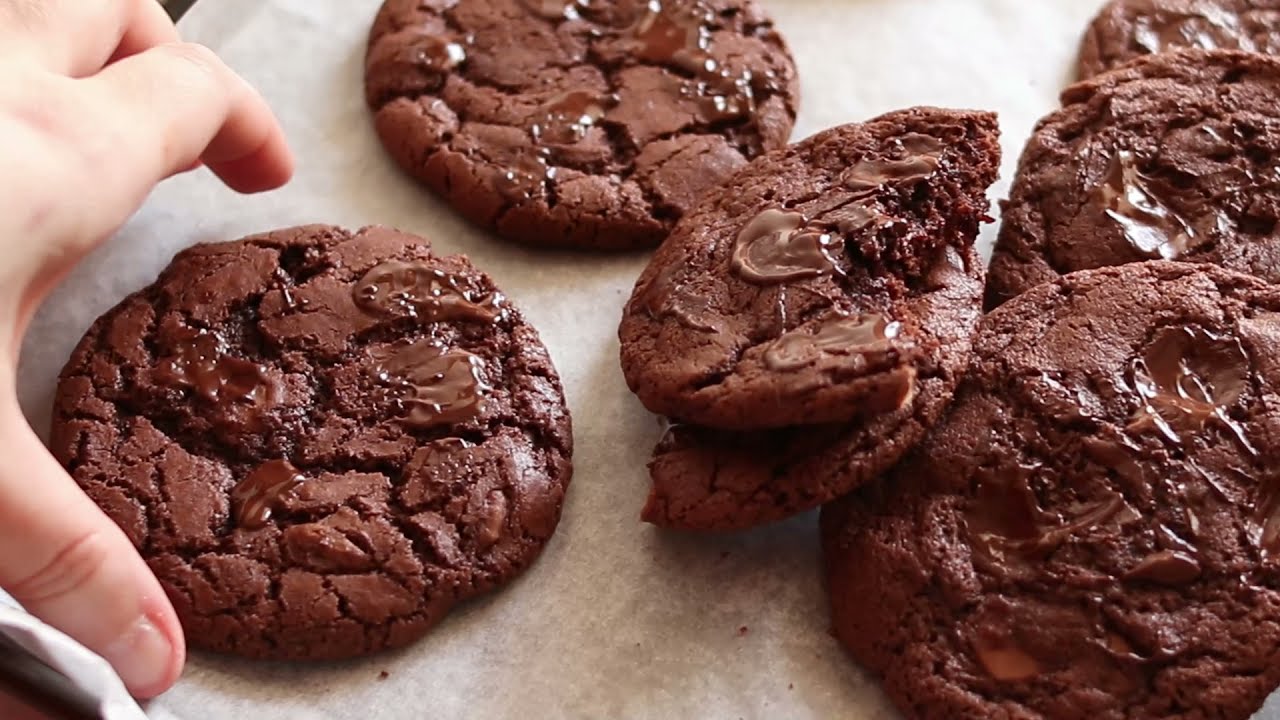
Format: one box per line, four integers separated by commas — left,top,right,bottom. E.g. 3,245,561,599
14,0,1280,717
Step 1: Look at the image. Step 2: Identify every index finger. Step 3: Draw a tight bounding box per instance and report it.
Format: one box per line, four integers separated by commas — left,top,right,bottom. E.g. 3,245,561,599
0,0,176,77
71,42,294,228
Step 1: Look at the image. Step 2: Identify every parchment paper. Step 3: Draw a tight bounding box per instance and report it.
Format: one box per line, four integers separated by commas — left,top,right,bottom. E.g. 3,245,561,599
14,0,1280,717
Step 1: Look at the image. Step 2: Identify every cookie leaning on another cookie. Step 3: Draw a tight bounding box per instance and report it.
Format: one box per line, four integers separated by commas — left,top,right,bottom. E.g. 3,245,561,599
824,261,1280,720
644,243,984,531
988,49,1280,310
620,107,1000,431
50,225,573,660
1078,0,1280,79
620,107,1001,531
366,0,799,250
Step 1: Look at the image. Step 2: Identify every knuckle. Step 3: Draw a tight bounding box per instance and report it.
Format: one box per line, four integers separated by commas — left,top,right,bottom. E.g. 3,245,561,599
6,530,114,607
156,42,225,84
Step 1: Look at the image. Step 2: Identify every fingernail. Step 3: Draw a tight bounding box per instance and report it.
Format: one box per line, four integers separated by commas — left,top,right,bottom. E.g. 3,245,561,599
101,617,174,698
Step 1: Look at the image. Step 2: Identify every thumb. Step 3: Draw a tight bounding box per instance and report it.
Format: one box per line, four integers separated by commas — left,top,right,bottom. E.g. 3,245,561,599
0,400,184,699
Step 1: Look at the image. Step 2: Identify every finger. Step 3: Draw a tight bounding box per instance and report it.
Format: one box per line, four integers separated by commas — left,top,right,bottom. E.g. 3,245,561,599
110,0,182,63
0,407,184,699
70,41,293,227
0,0,166,77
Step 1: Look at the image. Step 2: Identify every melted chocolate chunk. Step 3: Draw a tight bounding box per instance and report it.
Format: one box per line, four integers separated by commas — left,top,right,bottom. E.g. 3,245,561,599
1134,8,1249,54
682,66,771,123
1124,550,1202,585
967,463,1139,563
629,0,763,123
232,460,306,530
490,149,557,202
844,133,944,191
630,0,714,70
764,313,900,371
354,261,504,323
1127,326,1254,454
972,636,1042,682
1097,150,1202,260
531,90,615,145
155,327,280,413
1254,475,1280,559
730,208,842,284
372,340,489,429
631,263,718,332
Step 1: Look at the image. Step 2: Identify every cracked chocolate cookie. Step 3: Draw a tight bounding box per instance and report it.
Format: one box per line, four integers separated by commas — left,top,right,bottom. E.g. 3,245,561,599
619,107,1001,431
365,0,798,250
823,261,1280,720
644,243,984,531
1078,0,1280,79
988,49,1280,310
50,225,573,660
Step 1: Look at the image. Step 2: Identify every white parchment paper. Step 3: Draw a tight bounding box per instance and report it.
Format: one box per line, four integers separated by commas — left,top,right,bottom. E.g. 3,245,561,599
13,0,1280,717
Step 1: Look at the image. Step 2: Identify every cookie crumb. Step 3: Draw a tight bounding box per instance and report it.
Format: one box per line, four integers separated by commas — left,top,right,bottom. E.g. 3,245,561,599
378,671,390,681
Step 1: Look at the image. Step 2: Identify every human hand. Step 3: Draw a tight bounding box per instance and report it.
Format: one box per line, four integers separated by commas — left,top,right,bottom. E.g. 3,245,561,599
0,0,293,700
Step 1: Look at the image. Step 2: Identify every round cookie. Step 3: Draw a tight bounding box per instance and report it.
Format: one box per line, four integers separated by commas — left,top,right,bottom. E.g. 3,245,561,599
1078,0,1280,79
823,261,1280,719
988,49,1280,310
644,244,984,531
365,0,799,250
619,107,1002,431
50,225,573,660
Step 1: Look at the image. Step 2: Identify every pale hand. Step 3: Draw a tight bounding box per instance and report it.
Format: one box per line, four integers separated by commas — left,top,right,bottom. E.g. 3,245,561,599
0,0,293,705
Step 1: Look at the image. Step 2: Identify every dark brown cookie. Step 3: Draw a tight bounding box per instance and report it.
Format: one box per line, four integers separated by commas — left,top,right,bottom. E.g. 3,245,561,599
644,244,984,531
1078,0,1280,79
823,261,1280,720
365,0,799,250
620,107,1001,431
988,49,1280,310
50,225,573,661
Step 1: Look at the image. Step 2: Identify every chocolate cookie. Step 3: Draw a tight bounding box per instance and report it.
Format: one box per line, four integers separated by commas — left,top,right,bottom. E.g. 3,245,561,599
365,0,799,250
823,261,1280,719
50,225,573,660
620,107,1001,431
644,243,984,531
987,49,1280,310
1078,0,1280,79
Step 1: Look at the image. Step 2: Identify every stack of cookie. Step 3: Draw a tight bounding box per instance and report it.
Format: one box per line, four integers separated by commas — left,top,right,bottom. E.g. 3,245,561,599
819,2,1280,718
617,108,1002,531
